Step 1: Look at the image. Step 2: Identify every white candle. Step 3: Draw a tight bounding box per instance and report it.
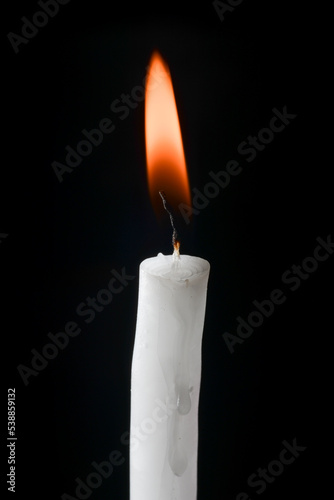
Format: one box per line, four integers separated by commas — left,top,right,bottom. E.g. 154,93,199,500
130,251,210,500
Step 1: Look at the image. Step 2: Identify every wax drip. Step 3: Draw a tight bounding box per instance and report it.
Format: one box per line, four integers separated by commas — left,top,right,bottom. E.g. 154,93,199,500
176,383,192,415
168,411,188,477
157,297,193,480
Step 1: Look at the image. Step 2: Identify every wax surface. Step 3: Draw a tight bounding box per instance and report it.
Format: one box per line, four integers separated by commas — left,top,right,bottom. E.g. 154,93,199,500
130,253,210,500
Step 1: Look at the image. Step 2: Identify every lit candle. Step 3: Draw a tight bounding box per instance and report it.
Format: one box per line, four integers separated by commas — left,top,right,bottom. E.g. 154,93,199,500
130,52,210,500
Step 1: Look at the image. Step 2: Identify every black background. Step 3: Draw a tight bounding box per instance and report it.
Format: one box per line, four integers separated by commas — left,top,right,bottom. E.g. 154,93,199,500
1,1,332,499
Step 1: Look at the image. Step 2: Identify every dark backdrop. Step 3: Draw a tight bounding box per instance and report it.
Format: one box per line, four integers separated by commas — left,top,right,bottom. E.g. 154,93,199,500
2,1,332,499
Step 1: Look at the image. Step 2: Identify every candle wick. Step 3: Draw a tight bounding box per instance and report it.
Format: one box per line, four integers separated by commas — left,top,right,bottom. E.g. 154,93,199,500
173,240,180,261
159,191,180,258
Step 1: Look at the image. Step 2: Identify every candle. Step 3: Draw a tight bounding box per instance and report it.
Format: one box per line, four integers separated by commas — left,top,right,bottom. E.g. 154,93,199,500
130,252,209,499
130,53,210,500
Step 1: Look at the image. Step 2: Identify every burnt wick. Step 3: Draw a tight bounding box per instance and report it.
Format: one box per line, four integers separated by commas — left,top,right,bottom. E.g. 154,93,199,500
159,191,180,257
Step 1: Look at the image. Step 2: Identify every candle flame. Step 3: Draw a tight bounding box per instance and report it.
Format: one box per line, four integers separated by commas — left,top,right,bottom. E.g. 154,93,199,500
145,52,191,219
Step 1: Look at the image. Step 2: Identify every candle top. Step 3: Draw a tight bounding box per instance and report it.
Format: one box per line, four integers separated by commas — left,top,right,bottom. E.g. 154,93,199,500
141,253,210,282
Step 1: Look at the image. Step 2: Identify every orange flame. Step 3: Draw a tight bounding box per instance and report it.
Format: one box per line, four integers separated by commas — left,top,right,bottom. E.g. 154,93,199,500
145,52,191,218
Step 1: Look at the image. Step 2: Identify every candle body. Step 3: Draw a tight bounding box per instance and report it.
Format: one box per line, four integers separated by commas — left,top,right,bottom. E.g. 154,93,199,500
130,253,210,500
